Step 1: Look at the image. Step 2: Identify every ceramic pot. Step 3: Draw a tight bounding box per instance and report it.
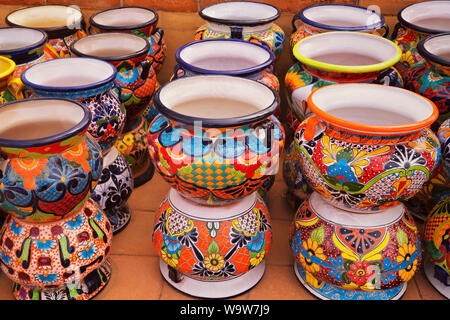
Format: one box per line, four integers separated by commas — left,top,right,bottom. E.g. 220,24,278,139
294,83,440,213
194,1,285,60
21,57,125,155
0,98,103,223
5,5,87,60
115,116,154,188
0,198,113,300
438,118,450,179
148,75,285,206
391,0,450,78
0,56,23,103
404,33,450,129
289,192,421,300
91,146,133,234
88,6,167,74
0,27,47,79
423,195,450,299
153,188,271,298
290,3,388,49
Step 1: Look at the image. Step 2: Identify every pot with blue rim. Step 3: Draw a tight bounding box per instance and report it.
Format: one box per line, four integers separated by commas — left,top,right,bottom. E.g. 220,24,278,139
147,75,285,206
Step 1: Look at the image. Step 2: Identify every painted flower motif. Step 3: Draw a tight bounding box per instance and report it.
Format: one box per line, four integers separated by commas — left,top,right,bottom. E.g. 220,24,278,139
299,238,326,273
62,142,90,172
346,260,374,286
204,253,225,272
397,243,418,282
247,231,265,253
78,244,98,260
1,250,11,265
115,141,129,154
401,51,416,68
34,239,57,252
384,144,427,171
163,233,182,254
250,251,265,267
10,220,25,237
64,215,85,231
10,157,48,190
123,134,135,147
34,273,60,283
161,249,178,268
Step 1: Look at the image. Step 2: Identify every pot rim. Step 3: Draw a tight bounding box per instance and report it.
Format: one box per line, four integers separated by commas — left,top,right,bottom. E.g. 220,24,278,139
21,57,117,93
199,1,280,26
293,31,401,74
296,3,385,32
0,56,16,79
175,39,275,76
0,97,91,149
417,32,450,67
397,0,450,35
153,75,279,128
0,27,48,57
307,83,439,135
89,6,158,32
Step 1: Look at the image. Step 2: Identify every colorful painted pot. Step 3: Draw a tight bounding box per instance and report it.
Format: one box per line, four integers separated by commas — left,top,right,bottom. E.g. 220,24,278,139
21,57,125,155
0,27,48,79
423,195,450,299
148,75,285,206
438,118,450,179
5,5,87,60
0,56,23,103
70,32,156,122
0,98,103,223
391,0,450,78
294,83,440,213
153,188,271,298
289,191,421,300
290,3,388,49
115,116,154,188
194,1,285,60
404,33,450,129
0,198,113,300
88,6,167,74
91,146,133,234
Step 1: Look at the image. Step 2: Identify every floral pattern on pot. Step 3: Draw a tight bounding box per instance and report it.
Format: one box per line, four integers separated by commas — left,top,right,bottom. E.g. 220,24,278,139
392,28,428,78
153,189,271,281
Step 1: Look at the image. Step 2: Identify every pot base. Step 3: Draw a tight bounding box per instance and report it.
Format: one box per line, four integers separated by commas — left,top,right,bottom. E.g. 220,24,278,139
294,262,406,300
159,259,265,299
105,203,132,235
12,258,112,300
424,259,450,299
133,161,155,188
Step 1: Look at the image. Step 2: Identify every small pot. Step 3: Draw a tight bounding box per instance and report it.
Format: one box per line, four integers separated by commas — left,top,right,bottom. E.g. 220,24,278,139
195,1,285,60
0,56,23,103
153,188,271,298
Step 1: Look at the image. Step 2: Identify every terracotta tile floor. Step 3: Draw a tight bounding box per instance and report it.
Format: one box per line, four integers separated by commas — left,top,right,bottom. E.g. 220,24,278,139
0,7,446,300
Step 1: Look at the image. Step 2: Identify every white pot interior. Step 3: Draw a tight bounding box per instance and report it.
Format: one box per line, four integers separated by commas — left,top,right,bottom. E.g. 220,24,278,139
424,34,450,60
0,28,45,51
302,5,383,28
179,40,271,71
401,1,450,31
202,2,278,22
0,99,85,141
310,84,435,128
296,32,398,66
7,5,83,28
92,7,155,27
23,57,115,87
159,75,275,119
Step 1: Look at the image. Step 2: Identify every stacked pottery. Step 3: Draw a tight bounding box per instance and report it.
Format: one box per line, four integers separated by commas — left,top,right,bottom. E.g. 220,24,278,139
20,57,132,234
283,31,402,210
70,32,157,187
149,75,285,298
194,1,285,60
290,3,389,49
391,0,450,78
289,83,440,300
5,5,87,60
0,98,112,300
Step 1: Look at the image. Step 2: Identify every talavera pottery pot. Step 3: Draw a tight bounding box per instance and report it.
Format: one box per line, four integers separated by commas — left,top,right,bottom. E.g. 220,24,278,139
0,98,103,223
391,0,450,78
5,5,87,59
0,56,23,103
438,118,450,179
21,57,125,155
88,6,167,74
148,75,285,206
293,83,440,213
194,1,285,60
423,195,450,299
404,33,450,129
0,27,48,79
91,146,134,234
290,3,389,49
289,192,420,300
153,188,271,299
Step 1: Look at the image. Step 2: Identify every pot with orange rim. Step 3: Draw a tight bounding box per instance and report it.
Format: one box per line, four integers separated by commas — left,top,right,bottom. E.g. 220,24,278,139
293,83,440,213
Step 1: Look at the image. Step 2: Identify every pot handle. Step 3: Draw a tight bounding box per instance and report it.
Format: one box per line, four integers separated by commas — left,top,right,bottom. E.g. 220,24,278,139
379,24,390,38
390,22,405,41
172,64,185,80
291,12,303,33
7,77,24,100
153,28,165,46
303,116,322,142
139,59,151,80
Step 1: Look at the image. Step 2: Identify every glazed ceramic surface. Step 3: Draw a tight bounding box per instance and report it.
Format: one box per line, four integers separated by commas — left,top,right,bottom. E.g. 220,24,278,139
194,1,285,60
21,57,125,155
0,56,23,103
6,5,87,59
290,4,388,49
294,84,440,213
439,118,450,179
0,99,103,222
148,76,284,205
88,6,167,74
290,192,421,299
391,1,450,78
